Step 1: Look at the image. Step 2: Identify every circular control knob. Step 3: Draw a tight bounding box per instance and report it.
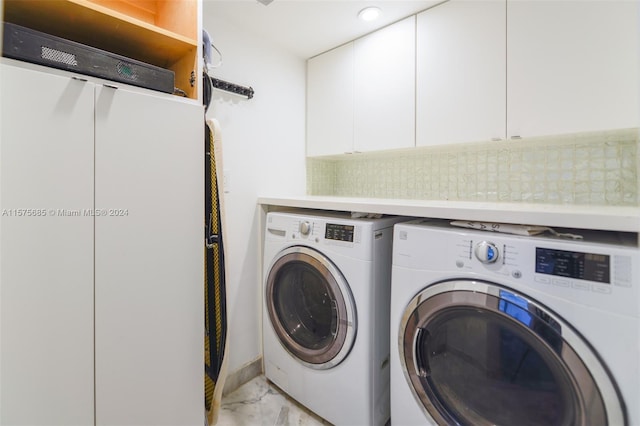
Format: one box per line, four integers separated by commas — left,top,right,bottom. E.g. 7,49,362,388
475,241,499,264
299,221,311,236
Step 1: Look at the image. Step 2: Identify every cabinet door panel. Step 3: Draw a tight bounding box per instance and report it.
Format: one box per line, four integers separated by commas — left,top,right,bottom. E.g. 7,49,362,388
307,43,355,157
417,0,506,146
94,86,203,426
507,0,639,138
0,63,95,426
354,16,416,152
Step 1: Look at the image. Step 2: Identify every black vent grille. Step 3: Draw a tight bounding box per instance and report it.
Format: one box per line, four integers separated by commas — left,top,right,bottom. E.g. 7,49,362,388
116,61,138,81
41,46,78,66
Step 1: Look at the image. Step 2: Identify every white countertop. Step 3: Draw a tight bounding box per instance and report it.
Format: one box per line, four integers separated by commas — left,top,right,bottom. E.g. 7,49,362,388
258,196,640,233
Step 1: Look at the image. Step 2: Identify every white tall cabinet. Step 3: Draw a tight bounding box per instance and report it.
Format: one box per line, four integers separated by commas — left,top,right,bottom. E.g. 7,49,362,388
1,60,96,426
94,83,203,426
1,60,203,426
416,0,506,146
507,0,639,138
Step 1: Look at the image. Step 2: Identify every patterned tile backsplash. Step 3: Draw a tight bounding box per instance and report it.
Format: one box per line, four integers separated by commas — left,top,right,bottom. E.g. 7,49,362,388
306,128,639,206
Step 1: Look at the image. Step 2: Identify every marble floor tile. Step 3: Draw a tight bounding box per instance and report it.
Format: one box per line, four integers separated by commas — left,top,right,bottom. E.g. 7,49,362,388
216,375,332,426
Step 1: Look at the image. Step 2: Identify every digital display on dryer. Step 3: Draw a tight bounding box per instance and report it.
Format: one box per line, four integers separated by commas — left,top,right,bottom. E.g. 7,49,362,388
535,248,610,284
325,224,354,242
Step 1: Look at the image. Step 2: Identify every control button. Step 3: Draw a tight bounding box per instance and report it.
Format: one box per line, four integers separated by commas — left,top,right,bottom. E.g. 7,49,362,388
614,256,632,287
299,221,311,236
456,260,464,268
474,241,499,264
572,282,590,291
535,275,551,284
552,278,571,287
592,285,612,294
614,280,632,288
512,270,522,279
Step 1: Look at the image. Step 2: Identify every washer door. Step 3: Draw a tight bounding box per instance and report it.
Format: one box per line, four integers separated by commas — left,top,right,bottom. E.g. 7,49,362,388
399,280,624,426
266,246,356,369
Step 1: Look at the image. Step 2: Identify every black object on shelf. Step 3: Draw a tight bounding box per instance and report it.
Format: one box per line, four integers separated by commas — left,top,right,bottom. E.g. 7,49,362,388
209,77,254,99
3,22,175,94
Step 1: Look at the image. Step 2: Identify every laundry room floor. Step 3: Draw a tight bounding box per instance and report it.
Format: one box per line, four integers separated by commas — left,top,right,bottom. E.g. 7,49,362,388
217,375,332,426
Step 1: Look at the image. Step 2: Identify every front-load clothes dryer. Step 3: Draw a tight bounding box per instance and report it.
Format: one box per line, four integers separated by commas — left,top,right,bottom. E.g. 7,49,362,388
263,210,409,426
390,219,639,426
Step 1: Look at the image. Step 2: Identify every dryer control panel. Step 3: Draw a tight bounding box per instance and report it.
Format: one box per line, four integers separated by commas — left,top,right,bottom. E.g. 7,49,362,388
535,247,610,284
394,220,639,317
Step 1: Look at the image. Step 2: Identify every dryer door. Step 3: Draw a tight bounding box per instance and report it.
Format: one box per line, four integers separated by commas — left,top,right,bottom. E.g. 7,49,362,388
266,246,356,370
399,280,624,426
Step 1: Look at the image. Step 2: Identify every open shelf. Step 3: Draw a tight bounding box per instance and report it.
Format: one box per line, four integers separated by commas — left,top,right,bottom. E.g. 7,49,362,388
3,0,199,99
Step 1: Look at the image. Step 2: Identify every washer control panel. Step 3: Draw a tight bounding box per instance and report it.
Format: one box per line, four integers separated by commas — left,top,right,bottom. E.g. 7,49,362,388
325,223,355,242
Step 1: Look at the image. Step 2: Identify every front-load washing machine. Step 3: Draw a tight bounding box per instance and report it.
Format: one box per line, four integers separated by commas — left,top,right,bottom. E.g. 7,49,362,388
263,210,408,426
390,219,639,426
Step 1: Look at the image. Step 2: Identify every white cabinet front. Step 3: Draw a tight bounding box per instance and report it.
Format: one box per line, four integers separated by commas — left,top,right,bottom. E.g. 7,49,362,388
416,0,506,147
307,17,416,156
1,60,203,426
507,0,639,138
307,43,354,157
354,16,416,153
94,86,203,426
1,62,95,426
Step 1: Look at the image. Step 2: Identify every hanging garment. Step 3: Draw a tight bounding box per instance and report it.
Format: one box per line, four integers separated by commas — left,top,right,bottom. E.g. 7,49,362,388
204,118,229,425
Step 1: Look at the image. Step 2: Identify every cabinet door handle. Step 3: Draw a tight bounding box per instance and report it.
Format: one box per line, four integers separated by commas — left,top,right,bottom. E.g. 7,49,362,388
510,135,522,140
103,84,119,90
72,76,88,82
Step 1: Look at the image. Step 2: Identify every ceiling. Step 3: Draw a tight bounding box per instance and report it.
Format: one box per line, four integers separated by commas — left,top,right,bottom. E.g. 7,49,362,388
203,0,444,59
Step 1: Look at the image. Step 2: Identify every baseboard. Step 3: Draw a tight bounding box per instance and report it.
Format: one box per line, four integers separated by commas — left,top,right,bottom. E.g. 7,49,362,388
222,356,263,396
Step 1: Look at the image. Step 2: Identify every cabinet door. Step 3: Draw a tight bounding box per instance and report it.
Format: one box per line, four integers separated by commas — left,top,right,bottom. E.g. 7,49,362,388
0,63,95,425
307,43,355,157
507,0,639,138
94,86,203,426
354,16,416,152
416,0,506,146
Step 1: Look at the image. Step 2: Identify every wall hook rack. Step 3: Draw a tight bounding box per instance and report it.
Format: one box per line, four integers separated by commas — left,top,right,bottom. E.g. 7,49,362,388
209,77,254,99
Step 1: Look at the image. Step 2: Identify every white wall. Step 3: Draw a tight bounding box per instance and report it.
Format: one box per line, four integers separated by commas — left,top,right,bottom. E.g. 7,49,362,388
203,10,307,376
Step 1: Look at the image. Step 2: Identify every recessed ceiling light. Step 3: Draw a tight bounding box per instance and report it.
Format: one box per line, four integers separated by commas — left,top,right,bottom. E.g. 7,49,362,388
358,7,381,22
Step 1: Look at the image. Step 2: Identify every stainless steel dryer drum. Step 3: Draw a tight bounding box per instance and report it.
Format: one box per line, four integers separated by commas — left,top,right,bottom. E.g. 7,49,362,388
390,219,639,426
262,211,412,426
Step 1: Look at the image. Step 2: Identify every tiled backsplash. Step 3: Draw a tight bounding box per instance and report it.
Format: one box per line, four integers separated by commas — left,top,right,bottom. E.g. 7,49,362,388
306,128,639,206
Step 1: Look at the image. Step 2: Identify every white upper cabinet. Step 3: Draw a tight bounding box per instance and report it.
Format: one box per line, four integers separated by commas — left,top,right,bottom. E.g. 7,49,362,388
307,43,354,157
307,16,417,157
507,0,639,138
416,0,506,147
308,0,638,156
354,16,416,152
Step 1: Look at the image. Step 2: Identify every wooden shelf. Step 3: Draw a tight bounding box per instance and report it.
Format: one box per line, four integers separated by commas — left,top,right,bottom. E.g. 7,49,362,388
3,0,199,99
